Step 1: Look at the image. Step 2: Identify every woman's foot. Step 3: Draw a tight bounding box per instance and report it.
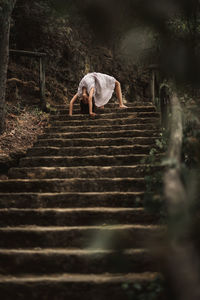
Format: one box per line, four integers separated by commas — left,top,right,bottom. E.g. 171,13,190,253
119,104,128,109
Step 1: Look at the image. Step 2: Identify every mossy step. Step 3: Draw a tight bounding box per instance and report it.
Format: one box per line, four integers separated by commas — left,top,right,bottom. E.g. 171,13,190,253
0,178,145,193
39,130,159,140
36,137,159,147
19,154,158,167
0,208,157,227
27,145,157,157
0,248,158,275
51,117,160,126
0,192,144,208
50,112,160,121
45,123,159,133
0,225,164,248
51,106,156,115
0,272,162,300
8,165,152,179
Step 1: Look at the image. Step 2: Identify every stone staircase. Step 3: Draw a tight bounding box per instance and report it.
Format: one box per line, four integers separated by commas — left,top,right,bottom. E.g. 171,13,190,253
0,101,164,299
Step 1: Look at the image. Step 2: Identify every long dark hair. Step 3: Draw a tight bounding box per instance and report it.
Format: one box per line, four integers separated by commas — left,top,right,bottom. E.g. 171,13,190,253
80,98,95,114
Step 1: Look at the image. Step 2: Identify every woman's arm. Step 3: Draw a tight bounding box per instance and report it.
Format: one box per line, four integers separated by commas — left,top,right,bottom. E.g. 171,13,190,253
69,93,78,116
88,88,96,116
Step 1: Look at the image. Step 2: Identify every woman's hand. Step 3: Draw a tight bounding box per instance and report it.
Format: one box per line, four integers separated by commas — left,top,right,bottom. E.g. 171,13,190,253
89,112,97,117
69,93,78,116
88,88,95,116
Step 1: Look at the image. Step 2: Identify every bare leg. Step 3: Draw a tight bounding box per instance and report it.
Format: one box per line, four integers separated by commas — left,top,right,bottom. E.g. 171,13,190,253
99,105,104,110
115,81,128,108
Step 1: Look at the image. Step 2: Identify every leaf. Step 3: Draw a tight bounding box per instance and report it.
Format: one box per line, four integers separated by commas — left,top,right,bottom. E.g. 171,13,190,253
122,283,129,290
133,283,142,290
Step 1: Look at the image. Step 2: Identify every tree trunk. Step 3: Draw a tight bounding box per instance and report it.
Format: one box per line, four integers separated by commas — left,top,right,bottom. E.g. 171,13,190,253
0,0,16,134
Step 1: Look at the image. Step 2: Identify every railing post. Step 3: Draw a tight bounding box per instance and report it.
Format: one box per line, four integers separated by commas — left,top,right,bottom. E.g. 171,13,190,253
151,69,155,105
148,64,159,105
39,56,46,110
160,85,170,129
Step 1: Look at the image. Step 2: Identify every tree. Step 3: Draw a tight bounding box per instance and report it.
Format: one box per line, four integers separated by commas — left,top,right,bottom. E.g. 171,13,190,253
0,0,16,133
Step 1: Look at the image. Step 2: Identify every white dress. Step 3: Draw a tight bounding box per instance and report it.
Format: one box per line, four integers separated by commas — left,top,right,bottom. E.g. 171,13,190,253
77,72,116,107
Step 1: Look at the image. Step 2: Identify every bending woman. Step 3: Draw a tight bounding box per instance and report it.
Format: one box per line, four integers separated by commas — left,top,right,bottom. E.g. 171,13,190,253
69,72,127,116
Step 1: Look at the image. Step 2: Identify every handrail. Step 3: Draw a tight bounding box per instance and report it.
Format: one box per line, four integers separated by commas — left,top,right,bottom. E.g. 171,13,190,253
148,64,171,128
162,87,200,300
163,89,186,216
9,49,46,57
9,49,47,110
146,64,200,297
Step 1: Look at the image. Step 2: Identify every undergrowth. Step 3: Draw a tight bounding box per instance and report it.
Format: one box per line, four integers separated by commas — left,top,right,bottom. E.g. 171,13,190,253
0,103,48,158
141,130,169,221
121,275,165,300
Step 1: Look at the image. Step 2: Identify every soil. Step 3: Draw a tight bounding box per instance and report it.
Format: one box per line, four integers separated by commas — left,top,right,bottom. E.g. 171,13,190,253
0,102,48,178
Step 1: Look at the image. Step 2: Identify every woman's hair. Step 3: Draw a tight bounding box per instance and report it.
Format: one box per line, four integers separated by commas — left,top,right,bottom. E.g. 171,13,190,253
80,99,89,114
80,97,95,114
79,87,95,114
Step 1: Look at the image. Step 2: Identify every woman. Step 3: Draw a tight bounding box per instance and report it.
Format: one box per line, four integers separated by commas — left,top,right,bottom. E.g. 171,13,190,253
69,72,127,116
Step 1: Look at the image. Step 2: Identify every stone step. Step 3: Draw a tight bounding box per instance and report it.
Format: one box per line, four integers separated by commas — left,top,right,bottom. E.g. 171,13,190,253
0,248,158,275
19,154,157,167
0,99,163,300
0,178,145,193
45,123,159,133
0,225,164,248
38,130,159,140
50,117,160,126
0,208,157,227
27,145,156,158
0,272,161,300
53,102,154,109
50,112,160,121
51,106,156,115
8,165,151,179
0,192,144,208
36,137,159,147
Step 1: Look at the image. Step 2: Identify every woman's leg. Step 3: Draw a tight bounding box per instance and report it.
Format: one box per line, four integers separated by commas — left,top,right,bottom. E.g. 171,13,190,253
115,81,127,108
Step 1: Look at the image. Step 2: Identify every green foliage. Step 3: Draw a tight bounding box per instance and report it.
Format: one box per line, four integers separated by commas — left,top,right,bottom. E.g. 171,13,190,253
168,17,190,36
182,115,200,168
32,107,44,116
121,276,165,300
179,111,200,213
0,0,16,12
144,172,165,218
143,114,199,223
46,102,57,112
141,131,168,220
